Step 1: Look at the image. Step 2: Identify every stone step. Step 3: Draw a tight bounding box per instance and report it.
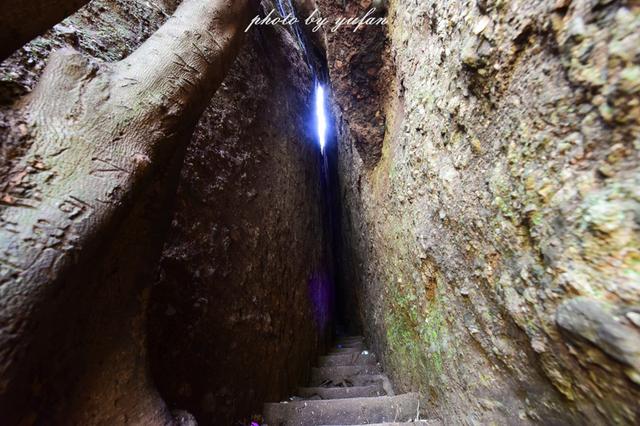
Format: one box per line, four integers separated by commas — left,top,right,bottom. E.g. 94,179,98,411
310,365,382,385
333,341,364,349
335,336,364,344
328,346,364,355
321,421,441,426
318,351,377,367
311,373,390,388
297,383,385,400
263,393,419,425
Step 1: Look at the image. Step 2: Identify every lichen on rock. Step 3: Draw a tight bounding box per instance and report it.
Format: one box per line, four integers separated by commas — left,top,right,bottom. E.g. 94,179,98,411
327,0,640,423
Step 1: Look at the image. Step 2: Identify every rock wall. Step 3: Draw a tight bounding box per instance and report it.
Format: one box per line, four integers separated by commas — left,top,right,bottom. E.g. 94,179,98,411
0,0,179,194
307,0,391,329
147,3,333,424
0,1,183,423
0,0,332,423
325,0,639,424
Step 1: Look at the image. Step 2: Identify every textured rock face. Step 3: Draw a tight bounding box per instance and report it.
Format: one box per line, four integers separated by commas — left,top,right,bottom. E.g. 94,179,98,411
327,0,640,424
309,0,390,168
0,1,181,423
308,0,391,325
147,10,332,425
0,0,179,196
0,0,331,423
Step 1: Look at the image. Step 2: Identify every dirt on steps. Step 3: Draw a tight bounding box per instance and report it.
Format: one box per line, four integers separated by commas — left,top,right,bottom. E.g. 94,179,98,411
317,352,377,367
262,336,434,426
322,422,443,426
263,394,419,425
329,347,366,355
310,365,383,385
297,384,384,400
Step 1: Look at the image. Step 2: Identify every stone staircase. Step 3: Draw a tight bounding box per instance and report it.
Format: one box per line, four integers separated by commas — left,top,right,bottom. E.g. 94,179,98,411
263,336,438,426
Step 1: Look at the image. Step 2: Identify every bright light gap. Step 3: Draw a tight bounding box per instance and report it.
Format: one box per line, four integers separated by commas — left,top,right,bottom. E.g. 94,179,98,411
315,82,327,152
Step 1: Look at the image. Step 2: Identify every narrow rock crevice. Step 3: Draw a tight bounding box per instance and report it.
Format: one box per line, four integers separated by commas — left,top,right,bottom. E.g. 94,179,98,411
0,0,638,425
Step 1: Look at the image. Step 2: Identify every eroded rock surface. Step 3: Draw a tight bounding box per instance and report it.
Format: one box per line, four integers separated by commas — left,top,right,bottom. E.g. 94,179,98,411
0,1,181,423
0,0,331,424
312,0,390,168
325,0,640,424
148,4,333,424
0,0,179,204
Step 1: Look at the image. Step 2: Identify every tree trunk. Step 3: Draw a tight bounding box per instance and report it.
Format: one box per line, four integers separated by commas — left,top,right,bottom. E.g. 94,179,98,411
0,0,252,422
0,0,91,61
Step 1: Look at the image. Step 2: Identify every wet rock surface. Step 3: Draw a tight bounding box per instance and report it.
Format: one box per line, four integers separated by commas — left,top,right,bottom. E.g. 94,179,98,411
327,0,640,424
